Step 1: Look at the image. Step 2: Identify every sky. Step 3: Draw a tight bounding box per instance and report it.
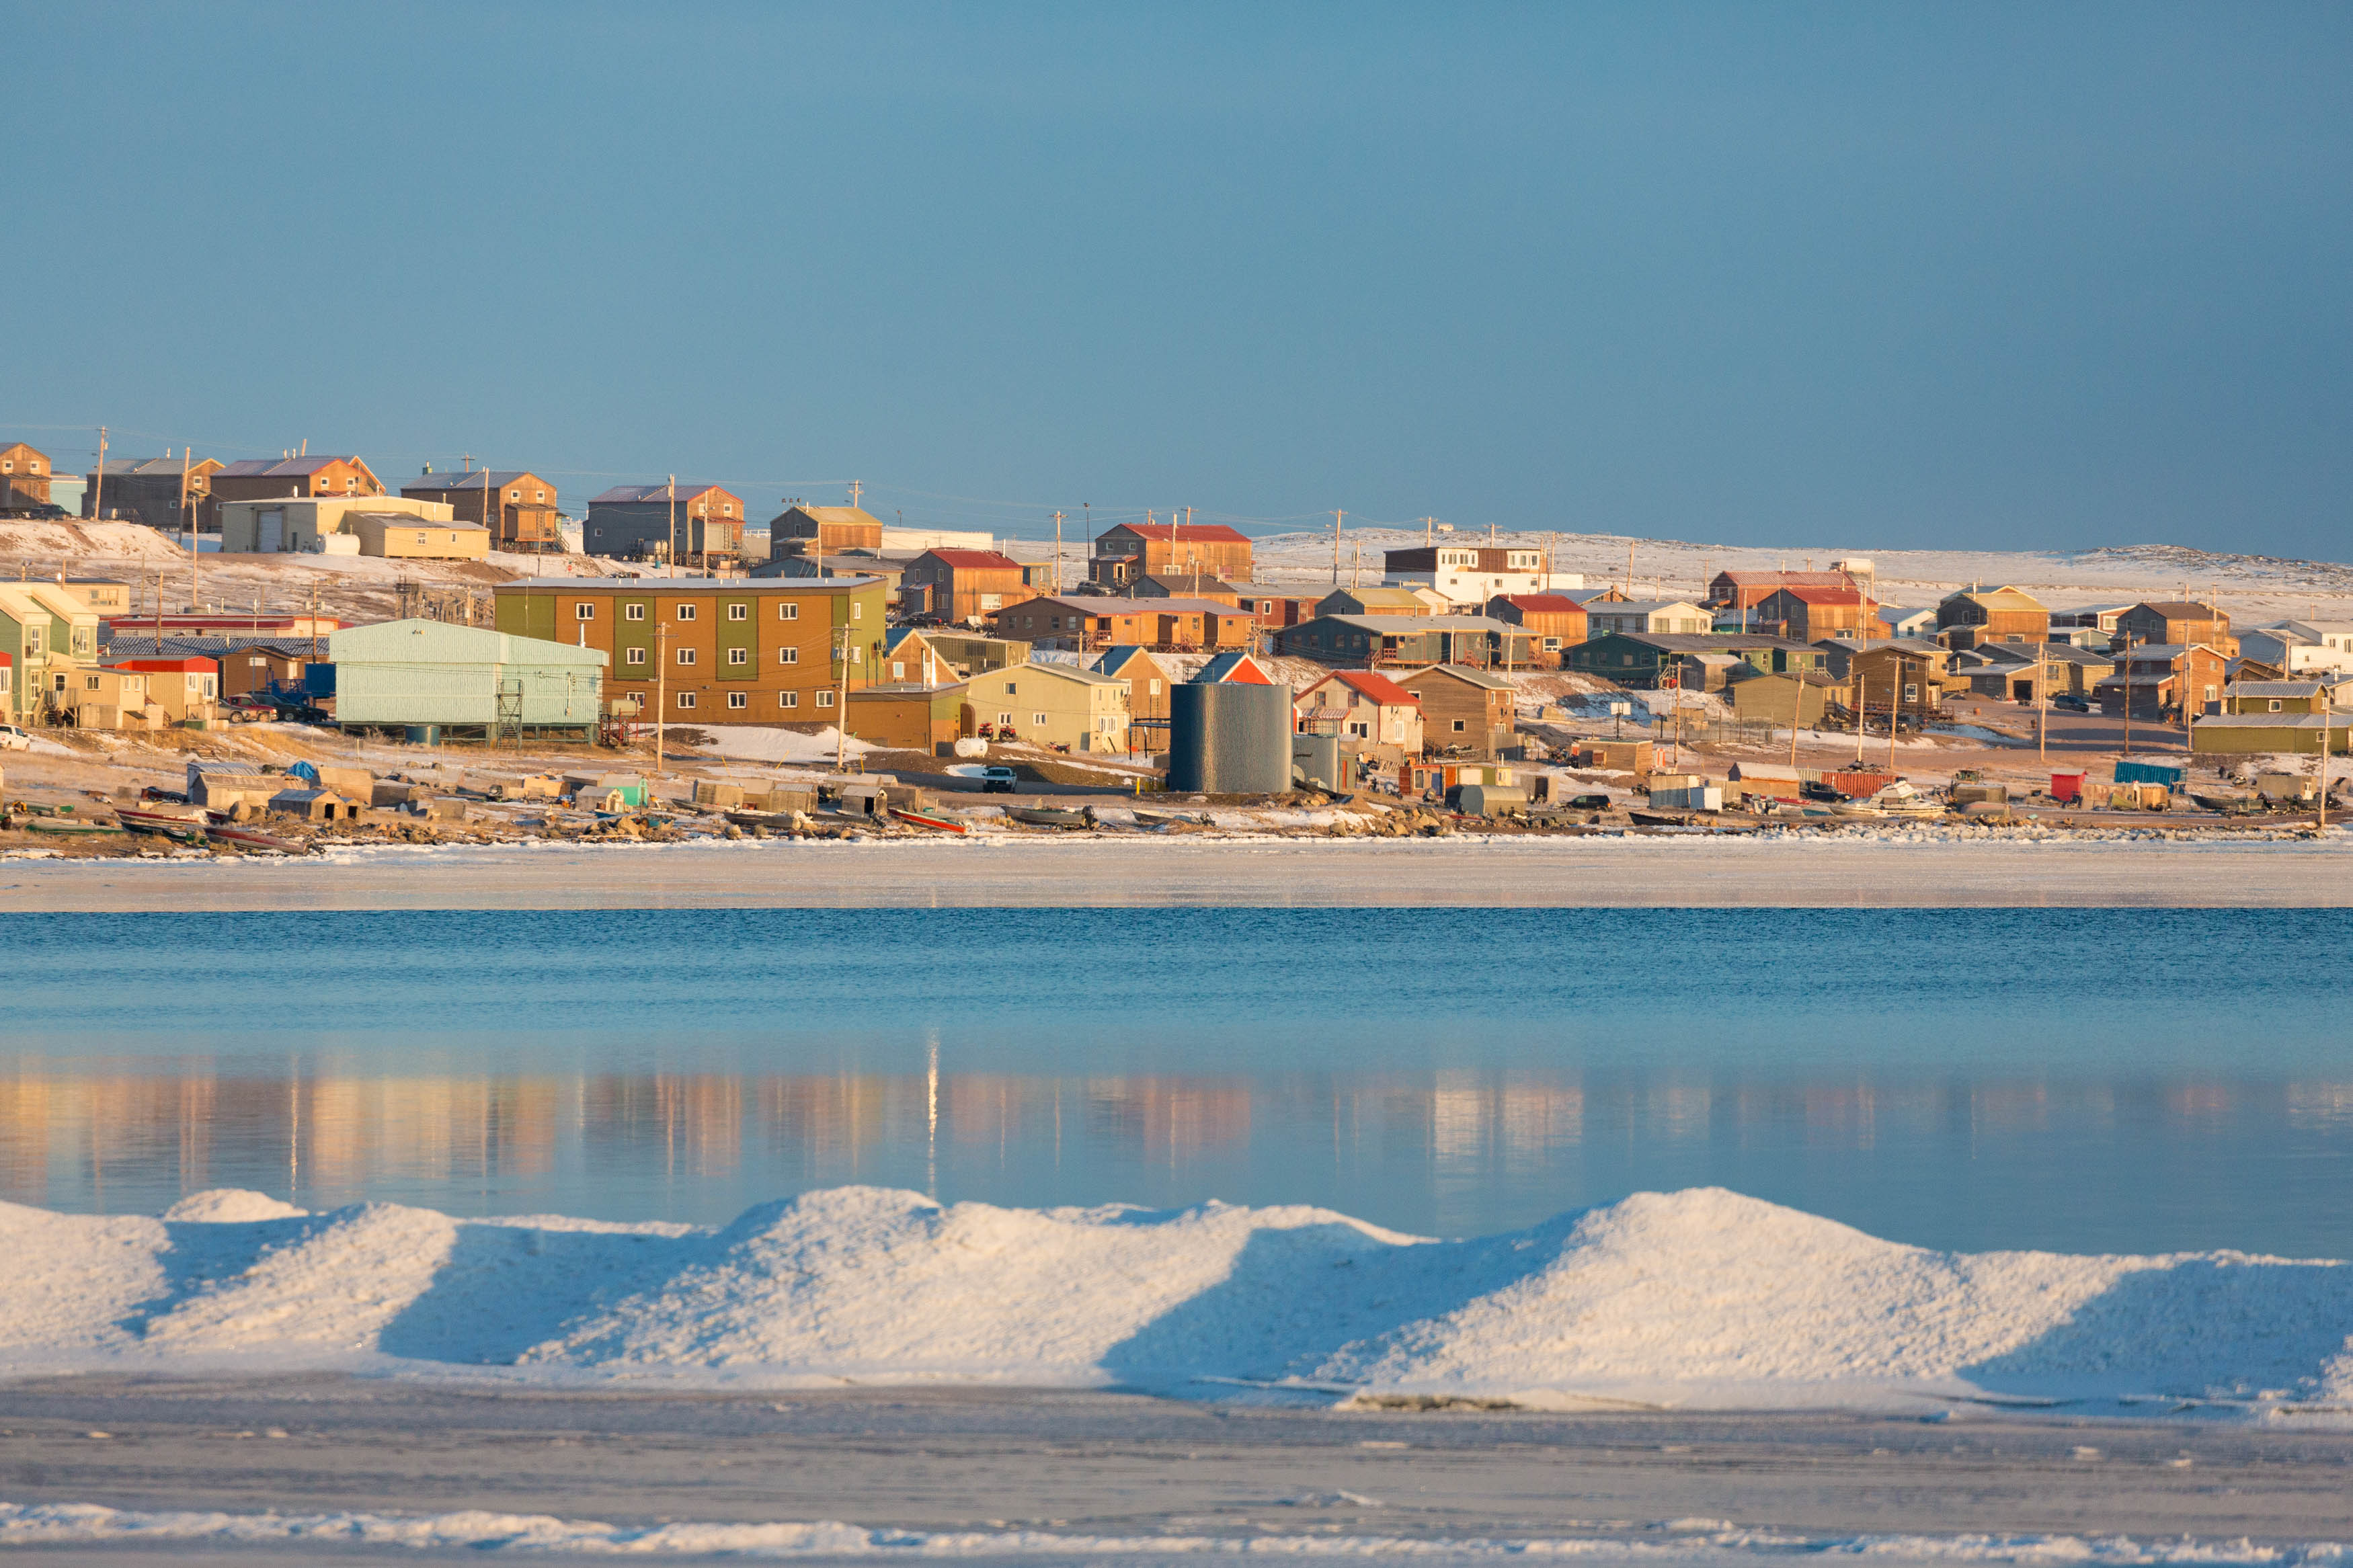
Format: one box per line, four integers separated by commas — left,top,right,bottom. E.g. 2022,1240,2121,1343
3,2,2350,556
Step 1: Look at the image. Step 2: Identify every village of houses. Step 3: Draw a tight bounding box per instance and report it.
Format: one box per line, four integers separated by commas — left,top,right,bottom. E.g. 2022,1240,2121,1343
0,438,2348,856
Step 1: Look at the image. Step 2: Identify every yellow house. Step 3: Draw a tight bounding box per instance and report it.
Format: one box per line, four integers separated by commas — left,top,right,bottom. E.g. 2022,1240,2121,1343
971,661,1132,753
345,511,491,560
107,655,220,724
54,663,160,729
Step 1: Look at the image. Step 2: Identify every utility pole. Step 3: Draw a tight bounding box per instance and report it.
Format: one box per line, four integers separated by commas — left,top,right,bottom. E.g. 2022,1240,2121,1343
177,447,193,610
1052,511,1064,593
667,474,677,579
848,480,861,509
834,624,852,771
655,623,669,788
483,466,494,545
1331,510,1343,584
91,427,106,522
1625,538,1634,599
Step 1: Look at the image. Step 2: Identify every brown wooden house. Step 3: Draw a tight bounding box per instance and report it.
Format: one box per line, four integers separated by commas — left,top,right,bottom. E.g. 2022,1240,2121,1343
1935,586,2049,649
770,504,884,557
1484,593,1588,667
85,456,224,532
902,548,1035,624
1392,664,1516,758
1850,645,1945,723
1751,585,1880,644
1707,568,1854,611
0,443,55,513
401,470,563,551
1089,520,1253,588
210,456,386,505
2116,601,2233,656
2093,643,2229,720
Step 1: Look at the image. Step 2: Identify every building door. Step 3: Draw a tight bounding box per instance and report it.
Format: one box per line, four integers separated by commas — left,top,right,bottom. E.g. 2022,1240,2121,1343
257,510,284,552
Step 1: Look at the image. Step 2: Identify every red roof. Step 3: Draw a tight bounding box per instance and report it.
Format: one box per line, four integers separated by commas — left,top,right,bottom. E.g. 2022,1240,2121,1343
1495,594,1585,614
1716,570,1851,586
922,548,1023,570
1770,585,1863,606
113,657,214,671
1112,522,1252,546
1332,670,1417,704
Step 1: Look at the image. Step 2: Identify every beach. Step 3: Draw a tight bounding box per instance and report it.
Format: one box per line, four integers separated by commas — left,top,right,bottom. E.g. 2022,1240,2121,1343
2,831,2348,911
2,1378,2350,1562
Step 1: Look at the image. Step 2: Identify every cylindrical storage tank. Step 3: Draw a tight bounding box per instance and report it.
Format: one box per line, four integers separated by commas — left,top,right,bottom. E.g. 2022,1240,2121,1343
1168,683,1292,794
405,724,440,745
1455,783,1528,817
1291,733,1344,792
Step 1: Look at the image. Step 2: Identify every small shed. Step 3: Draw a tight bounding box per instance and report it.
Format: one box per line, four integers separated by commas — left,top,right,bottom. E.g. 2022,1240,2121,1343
267,788,362,821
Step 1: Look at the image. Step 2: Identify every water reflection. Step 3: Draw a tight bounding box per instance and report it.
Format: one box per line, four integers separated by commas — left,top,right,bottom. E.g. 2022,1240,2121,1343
7,1061,2350,1255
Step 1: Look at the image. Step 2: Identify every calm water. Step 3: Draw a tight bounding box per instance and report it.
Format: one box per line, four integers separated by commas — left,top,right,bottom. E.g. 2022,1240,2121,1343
2,909,2348,1256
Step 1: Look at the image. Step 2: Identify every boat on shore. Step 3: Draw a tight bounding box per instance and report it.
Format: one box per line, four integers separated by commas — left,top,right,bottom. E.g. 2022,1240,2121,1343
17,815,124,836
1131,809,1203,828
116,805,210,843
1008,805,1094,829
889,806,971,835
205,823,306,854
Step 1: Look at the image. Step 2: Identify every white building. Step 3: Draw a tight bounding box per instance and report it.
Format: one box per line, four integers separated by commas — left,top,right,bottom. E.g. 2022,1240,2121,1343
1381,544,1581,607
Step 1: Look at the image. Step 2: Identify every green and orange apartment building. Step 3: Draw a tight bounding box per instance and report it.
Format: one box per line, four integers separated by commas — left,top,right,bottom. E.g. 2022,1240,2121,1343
494,575,888,725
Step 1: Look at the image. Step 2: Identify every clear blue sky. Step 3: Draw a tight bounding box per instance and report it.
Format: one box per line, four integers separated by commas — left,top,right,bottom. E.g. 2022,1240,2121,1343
5,2,2348,555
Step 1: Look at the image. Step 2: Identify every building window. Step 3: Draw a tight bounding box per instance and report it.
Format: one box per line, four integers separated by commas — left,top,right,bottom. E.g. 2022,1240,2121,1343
508,490,520,501
1148,679,1161,696
816,690,835,708
2268,698,2281,712
779,647,798,665
625,604,646,621
676,647,696,665
677,692,696,709
998,711,1013,727
676,604,696,620
1904,684,1918,701
1004,681,1017,694
727,690,748,709
534,490,545,502
1453,719,1466,732
779,603,798,620
575,604,595,620
727,647,748,666
1033,712,1048,727
851,602,863,620
625,647,646,666
848,646,861,664
781,691,798,708
727,603,748,621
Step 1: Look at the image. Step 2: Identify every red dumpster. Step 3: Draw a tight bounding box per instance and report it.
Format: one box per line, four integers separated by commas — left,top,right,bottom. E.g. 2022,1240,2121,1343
2050,772,2086,803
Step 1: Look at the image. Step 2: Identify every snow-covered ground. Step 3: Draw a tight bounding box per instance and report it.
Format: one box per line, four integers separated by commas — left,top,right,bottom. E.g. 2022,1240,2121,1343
6,1184,2346,1421
1004,528,2353,626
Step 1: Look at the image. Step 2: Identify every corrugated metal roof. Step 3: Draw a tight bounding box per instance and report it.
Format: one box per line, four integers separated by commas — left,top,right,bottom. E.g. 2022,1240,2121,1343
1104,522,1252,545
585,483,733,505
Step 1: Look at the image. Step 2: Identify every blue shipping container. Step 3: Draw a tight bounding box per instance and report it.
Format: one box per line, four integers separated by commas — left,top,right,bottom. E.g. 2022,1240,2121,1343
2114,759,2186,788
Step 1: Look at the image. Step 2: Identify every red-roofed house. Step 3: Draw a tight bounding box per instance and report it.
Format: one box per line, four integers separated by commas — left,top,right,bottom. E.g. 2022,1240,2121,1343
1752,584,1882,643
1295,669,1422,750
1483,593,1588,666
1090,519,1252,588
1707,569,1856,611
902,548,1036,624
106,655,220,724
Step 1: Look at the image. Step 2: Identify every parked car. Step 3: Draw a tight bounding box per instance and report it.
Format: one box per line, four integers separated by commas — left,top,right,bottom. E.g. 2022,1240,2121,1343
220,694,276,723
2050,694,2091,712
978,766,1019,794
0,723,32,751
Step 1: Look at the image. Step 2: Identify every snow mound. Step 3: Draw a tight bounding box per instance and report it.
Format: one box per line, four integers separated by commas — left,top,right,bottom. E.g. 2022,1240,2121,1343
161,1189,308,1224
0,1186,2347,1415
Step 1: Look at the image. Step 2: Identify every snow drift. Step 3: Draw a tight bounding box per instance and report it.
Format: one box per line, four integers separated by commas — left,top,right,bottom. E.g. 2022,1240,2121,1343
3,1186,2347,1417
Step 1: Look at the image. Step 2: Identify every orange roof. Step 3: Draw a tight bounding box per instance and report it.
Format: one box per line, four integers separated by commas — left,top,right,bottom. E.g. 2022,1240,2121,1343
1111,522,1252,546
1332,670,1417,704
1771,585,1864,606
1495,594,1585,614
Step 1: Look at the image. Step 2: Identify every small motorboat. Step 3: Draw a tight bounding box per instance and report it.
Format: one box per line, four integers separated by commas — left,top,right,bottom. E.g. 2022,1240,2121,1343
1626,809,1689,827
1008,805,1094,829
205,822,307,854
1862,780,1944,819
117,805,210,843
1130,809,1201,828
889,806,971,835
18,815,124,836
